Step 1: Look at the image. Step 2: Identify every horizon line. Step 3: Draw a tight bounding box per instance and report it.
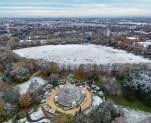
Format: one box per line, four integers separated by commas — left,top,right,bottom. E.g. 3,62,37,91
1,16,151,19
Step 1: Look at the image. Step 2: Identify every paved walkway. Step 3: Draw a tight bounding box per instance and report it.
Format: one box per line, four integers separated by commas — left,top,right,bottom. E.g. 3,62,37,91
46,86,93,116
26,112,46,122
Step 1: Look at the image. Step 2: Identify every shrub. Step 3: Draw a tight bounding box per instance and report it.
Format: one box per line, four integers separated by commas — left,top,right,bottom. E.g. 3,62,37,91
9,67,30,83
122,69,151,106
75,102,119,123
63,114,75,123
13,60,38,74
20,93,32,108
0,64,4,72
75,64,87,80
0,100,5,113
49,73,59,86
0,99,18,122
0,81,20,104
49,63,59,74
29,82,45,104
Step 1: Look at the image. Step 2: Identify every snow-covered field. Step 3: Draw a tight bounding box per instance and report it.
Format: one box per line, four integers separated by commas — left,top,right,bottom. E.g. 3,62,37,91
13,44,151,65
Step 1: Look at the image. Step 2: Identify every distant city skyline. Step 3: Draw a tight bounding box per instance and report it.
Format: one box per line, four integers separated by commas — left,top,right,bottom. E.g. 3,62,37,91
0,0,151,17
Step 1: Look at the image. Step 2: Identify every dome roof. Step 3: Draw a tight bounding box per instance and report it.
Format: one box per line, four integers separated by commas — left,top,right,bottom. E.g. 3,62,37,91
57,83,84,107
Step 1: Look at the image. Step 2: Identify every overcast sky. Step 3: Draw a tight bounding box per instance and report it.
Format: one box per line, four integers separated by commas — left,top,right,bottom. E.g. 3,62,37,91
0,0,151,17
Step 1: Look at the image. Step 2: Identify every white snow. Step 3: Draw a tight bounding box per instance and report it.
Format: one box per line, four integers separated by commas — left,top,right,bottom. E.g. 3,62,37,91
29,108,51,123
119,21,149,25
4,120,13,123
20,40,32,43
18,108,51,123
13,44,151,65
137,41,151,48
85,96,103,114
122,108,151,123
17,76,47,94
126,37,139,40
92,96,103,107
30,108,44,119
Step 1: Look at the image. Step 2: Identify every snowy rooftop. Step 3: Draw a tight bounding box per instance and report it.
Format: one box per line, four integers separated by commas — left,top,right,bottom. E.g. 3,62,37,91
13,44,151,65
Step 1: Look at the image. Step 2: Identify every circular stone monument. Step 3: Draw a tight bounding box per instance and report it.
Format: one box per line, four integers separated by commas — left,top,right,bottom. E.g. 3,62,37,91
57,83,85,108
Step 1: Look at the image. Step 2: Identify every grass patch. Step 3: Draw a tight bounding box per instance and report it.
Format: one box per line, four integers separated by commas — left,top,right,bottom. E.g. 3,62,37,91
33,71,48,80
115,79,123,85
108,95,151,113
32,34,53,40
63,114,75,123
8,36,20,43
94,79,104,85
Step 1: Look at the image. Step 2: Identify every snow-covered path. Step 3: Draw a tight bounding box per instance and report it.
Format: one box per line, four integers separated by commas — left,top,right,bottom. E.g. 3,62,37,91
13,44,151,65
122,108,151,123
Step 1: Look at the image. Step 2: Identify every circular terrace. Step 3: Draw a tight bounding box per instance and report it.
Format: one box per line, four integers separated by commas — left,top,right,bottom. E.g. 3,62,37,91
46,84,92,116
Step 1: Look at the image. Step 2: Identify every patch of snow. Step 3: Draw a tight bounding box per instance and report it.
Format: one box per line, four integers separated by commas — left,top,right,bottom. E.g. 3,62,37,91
20,40,32,43
13,44,151,65
126,37,139,40
92,96,103,107
17,76,47,94
119,21,148,25
17,108,51,123
4,120,13,123
30,108,51,123
134,31,149,34
30,108,45,119
19,117,27,123
137,41,151,48
122,108,151,123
